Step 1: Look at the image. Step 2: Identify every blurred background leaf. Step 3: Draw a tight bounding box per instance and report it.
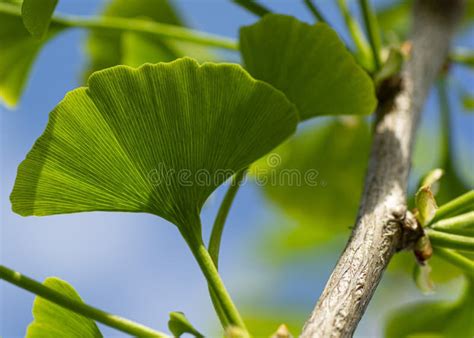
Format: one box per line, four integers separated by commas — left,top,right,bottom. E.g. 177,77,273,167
251,118,370,258
21,0,58,39
385,277,474,338
0,0,65,107
84,0,211,79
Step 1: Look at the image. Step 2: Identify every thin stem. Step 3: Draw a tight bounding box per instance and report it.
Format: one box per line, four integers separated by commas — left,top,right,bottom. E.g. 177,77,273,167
0,2,238,50
336,0,373,71
186,241,247,332
209,169,247,267
430,190,474,224
232,0,270,17
208,169,247,327
431,211,474,236
0,265,168,338
433,247,474,277
303,0,327,23
426,229,474,252
359,0,382,70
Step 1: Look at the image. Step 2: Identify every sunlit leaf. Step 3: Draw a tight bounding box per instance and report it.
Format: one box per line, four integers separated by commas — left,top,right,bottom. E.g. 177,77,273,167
385,278,474,338
11,58,298,233
21,0,58,39
168,312,203,337
85,0,210,79
0,1,65,107
252,118,370,254
26,277,103,338
240,14,376,120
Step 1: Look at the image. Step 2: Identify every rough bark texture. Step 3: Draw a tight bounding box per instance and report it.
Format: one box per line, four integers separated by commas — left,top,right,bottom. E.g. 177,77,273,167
301,1,464,337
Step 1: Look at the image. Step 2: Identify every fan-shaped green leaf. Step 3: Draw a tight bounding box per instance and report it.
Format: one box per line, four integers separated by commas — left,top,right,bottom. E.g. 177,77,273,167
168,312,203,337
85,0,210,79
385,278,474,338
26,277,103,338
239,14,377,120
21,0,58,39
11,58,298,232
252,119,370,254
0,1,65,107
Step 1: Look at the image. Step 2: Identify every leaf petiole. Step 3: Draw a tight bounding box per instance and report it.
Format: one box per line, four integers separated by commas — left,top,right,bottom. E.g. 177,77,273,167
208,168,247,326
359,0,382,70
430,211,474,236
426,229,474,252
0,265,168,338
433,247,474,277
303,0,327,23
0,2,238,50
337,0,373,71
183,238,248,333
430,190,474,225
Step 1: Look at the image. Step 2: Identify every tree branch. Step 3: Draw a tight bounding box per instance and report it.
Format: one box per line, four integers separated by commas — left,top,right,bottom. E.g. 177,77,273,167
301,1,464,337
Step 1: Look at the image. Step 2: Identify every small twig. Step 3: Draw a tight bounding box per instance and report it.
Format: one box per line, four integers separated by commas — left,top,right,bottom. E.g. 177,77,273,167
301,1,464,336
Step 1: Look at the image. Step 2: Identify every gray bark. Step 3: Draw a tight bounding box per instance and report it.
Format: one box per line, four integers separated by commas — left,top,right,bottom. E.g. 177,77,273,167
301,1,464,337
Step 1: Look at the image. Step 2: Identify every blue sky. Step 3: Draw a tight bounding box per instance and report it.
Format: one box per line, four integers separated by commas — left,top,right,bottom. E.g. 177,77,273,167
1,1,473,337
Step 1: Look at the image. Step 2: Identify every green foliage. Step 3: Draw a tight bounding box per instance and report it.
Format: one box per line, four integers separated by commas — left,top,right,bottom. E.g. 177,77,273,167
385,278,474,338
21,0,58,39
0,1,65,107
85,0,209,79
26,277,103,338
243,312,302,338
415,187,437,226
240,14,377,120
168,312,203,337
252,119,370,254
462,94,474,111
376,0,411,43
11,57,297,232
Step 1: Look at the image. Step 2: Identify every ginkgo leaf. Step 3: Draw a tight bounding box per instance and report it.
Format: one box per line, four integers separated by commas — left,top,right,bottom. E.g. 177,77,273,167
85,0,210,79
239,14,377,120
168,312,203,337
26,277,103,338
0,1,65,107
251,118,370,254
11,58,298,233
21,0,58,39
385,278,474,338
